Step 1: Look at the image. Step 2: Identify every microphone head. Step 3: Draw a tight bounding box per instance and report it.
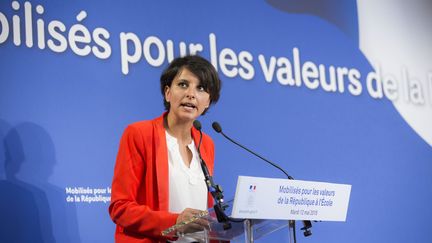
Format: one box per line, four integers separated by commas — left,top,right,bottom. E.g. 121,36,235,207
212,122,222,133
193,120,202,130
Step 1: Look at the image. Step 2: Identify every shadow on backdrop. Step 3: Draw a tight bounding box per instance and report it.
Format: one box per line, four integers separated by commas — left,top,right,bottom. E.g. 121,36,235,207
0,120,81,243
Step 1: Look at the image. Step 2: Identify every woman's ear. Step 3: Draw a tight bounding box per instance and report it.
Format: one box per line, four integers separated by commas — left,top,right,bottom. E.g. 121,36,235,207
164,85,170,103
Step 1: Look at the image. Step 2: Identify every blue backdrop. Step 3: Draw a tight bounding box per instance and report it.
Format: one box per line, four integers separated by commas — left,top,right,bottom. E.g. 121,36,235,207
1,1,431,242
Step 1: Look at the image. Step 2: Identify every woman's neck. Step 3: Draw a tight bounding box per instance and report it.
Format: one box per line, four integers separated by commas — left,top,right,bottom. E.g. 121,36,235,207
164,112,193,144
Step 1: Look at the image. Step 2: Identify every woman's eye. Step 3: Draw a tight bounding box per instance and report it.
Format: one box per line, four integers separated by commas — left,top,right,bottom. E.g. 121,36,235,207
197,86,206,92
178,82,187,88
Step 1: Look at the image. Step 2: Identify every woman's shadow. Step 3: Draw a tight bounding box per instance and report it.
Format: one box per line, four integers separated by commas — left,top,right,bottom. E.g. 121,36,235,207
0,120,81,243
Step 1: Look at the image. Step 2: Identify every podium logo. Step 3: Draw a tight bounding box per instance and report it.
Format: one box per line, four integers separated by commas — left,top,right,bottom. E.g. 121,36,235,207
248,185,257,192
246,185,257,207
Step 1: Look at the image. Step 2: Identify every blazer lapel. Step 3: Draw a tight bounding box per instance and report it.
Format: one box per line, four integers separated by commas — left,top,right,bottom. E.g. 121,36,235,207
154,113,169,211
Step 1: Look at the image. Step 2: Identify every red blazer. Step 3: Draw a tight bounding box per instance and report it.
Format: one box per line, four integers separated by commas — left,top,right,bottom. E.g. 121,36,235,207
109,113,215,243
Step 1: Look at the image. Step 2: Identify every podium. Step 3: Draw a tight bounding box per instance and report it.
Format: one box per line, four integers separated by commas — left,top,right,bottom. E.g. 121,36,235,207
162,176,351,242
162,200,289,242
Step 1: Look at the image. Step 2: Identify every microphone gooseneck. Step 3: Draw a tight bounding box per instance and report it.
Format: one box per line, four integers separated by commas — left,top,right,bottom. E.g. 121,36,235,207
193,120,212,189
211,121,313,238
212,122,294,180
193,120,232,229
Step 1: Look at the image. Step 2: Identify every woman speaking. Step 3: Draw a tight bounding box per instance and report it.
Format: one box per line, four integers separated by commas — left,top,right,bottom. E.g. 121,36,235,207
109,55,222,243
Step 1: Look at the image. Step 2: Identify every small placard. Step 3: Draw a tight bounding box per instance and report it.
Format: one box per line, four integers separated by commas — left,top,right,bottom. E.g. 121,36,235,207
231,176,351,221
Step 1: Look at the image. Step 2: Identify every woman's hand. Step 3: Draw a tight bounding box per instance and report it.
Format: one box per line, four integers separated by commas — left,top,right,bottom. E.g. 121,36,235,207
176,208,209,234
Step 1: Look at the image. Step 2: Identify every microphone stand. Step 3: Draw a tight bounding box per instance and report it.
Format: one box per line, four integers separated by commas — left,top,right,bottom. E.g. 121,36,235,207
193,121,232,230
212,122,313,242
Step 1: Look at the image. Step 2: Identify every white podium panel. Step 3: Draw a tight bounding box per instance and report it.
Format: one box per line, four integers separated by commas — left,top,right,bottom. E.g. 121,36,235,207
232,176,351,221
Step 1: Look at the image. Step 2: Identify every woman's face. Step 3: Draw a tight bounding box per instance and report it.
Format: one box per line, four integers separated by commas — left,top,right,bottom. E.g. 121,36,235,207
164,68,210,123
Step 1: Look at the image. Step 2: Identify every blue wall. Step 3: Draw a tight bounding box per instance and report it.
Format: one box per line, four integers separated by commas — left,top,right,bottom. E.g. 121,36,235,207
1,1,431,242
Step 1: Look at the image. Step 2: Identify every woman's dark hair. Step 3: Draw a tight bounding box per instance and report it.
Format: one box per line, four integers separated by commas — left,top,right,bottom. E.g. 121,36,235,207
160,55,221,115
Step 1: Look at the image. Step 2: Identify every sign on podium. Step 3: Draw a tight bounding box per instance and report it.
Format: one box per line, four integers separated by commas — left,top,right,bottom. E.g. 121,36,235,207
232,176,351,221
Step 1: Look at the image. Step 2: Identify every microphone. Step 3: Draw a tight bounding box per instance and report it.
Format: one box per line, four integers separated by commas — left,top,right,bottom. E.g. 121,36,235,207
212,121,313,237
193,120,213,190
193,120,231,229
193,120,202,130
212,122,294,180
193,120,203,155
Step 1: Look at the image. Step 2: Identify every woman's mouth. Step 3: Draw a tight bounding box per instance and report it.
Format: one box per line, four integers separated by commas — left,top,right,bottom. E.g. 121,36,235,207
180,102,196,110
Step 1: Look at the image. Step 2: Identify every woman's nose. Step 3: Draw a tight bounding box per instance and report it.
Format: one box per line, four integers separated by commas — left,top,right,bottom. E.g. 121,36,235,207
185,87,196,99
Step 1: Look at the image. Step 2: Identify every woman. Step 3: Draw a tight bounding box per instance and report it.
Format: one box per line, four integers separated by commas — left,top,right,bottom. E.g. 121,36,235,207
109,55,222,243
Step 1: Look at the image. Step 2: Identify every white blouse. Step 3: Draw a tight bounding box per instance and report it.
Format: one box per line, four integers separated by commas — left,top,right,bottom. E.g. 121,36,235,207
166,131,208,214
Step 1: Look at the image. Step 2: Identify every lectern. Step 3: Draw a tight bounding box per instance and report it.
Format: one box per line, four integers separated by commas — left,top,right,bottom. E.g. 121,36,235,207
162,201,289,242
162,176,351,242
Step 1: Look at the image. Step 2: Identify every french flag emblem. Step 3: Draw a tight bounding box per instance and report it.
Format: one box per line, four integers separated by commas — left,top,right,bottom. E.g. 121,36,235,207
249,185,256,191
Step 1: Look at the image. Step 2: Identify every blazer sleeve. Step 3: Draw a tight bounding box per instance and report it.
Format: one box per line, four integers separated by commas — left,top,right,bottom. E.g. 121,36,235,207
108,125,178,239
